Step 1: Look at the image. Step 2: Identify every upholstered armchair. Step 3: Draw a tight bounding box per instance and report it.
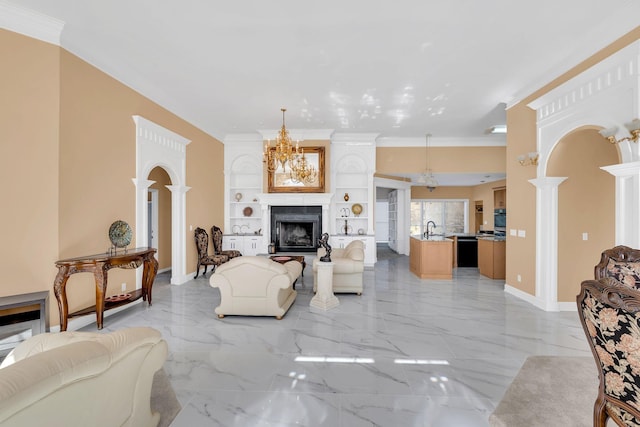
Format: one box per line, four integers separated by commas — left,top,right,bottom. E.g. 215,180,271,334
594,245,640,288
577,277,640,427
209,256,301,319
211,225,242,259
312,239,365,294
194,227,228,278
0,327,168,427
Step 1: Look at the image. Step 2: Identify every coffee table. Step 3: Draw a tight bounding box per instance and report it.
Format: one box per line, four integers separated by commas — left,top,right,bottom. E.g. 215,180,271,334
269,255,307,276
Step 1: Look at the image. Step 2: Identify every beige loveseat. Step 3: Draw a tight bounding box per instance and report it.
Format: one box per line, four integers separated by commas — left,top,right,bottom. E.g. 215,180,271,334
0,327,168,427
210,256,302,319
313,239,365,294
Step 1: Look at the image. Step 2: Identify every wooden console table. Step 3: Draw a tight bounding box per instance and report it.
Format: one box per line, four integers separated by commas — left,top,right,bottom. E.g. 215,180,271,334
53,247,158,331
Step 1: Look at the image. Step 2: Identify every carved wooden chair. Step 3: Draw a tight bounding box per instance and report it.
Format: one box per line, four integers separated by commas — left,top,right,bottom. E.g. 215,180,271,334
594,245,640,288
211,225,242,260
194,227,228,279
577,277,640,427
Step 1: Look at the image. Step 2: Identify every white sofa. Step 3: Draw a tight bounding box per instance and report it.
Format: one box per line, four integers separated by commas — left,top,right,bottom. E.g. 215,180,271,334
313,239,365,294
0,327,168,427
210,256,302,319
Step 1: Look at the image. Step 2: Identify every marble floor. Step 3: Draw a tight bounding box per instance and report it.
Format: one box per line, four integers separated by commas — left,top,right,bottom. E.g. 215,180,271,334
88,248,591,426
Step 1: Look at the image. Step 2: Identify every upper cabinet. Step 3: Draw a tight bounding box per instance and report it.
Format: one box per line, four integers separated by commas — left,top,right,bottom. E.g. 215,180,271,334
494,186,506,209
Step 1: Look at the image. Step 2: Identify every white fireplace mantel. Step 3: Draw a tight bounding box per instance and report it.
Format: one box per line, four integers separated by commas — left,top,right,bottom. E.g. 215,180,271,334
258,193,334,251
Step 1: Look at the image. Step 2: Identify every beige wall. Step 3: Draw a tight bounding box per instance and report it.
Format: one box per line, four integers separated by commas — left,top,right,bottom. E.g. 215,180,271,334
0,30,60,306
2,29,223,326
506,26,640,298
548,129,617,301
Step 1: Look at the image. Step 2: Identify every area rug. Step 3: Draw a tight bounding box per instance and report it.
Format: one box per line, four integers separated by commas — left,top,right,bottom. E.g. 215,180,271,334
489,355,609,427
151,368,181,427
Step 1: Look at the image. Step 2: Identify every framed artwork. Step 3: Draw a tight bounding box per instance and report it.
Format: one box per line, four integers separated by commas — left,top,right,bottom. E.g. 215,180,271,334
267,146,325,193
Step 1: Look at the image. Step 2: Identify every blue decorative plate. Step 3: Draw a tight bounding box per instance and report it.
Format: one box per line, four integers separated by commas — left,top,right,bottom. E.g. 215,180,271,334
109,220,132,248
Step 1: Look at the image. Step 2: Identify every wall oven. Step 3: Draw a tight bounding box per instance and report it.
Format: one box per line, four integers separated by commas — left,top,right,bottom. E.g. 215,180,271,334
494,208,506,237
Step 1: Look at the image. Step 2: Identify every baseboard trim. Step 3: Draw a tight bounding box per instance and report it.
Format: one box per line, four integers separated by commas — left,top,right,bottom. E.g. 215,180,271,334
504,284,577,312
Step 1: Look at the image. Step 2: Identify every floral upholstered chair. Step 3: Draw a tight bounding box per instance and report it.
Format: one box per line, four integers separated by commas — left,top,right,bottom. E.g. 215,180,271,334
211,225,242,260
594,245,640,288
577,277,640,427
194,227,228,278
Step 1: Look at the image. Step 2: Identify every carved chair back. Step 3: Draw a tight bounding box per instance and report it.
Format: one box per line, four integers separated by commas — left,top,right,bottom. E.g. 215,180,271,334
595,245,640,289
194,227,211,261
211,225,242,259
577,277,640,427
211,226,224,254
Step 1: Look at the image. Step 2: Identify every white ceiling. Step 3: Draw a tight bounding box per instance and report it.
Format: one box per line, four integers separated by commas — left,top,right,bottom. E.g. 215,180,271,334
5,0,640,185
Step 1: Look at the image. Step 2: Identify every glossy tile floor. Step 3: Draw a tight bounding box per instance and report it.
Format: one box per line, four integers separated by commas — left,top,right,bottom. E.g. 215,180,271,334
93,246,591,426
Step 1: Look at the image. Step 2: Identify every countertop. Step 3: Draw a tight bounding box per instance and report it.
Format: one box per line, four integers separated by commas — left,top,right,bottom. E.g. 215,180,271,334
477,236,506,242
410,235,453,242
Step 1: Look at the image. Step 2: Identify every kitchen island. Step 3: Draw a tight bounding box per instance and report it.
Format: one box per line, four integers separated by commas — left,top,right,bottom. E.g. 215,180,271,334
477,236,506,279
409,235,454,279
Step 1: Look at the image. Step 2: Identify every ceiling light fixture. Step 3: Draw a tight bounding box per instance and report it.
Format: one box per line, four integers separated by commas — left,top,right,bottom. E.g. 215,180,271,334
262,108,317,184
416,133,438,192
599,119,640,144
489,125,507,134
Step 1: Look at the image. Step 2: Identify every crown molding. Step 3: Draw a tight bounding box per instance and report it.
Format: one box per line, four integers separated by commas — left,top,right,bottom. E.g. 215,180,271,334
376,136,506,148
507,2,640,109
527,40,640,118
257,129,334,141
331,133,380,145
0,1,64,46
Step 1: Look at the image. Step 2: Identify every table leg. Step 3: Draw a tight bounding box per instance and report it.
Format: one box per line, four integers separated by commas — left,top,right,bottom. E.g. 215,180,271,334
53,266,71,332
142,255,158,305
94,266,107,330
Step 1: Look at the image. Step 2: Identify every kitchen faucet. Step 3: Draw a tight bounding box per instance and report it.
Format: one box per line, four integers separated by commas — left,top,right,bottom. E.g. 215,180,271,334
425,221,436,239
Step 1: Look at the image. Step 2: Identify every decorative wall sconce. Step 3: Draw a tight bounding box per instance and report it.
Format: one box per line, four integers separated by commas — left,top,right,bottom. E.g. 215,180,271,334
517,152,539,166
599,119,640,144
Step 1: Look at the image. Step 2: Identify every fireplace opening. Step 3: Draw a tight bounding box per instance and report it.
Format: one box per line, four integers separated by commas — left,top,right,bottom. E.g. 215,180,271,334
271,206,322,252
279,222,313,247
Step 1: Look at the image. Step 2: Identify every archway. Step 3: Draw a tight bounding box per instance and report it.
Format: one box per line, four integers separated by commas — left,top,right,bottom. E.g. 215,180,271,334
148,167,173,273
547,128,618,302
132,116,191,285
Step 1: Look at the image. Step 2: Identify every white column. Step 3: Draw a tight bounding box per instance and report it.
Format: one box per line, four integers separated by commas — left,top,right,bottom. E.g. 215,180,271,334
132,178,155,289
601,161,640,248
166,185,191,285
529,177,567,311
310,261,339,310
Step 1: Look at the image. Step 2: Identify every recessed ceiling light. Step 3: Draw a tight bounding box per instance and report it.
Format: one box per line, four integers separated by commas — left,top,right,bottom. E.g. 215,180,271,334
489,125,507,134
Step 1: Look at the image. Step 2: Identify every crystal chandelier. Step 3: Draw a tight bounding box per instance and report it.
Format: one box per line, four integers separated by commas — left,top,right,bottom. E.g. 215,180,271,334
290,149,318,184
263,108,317,184
263,108,301,173
416,133,438,192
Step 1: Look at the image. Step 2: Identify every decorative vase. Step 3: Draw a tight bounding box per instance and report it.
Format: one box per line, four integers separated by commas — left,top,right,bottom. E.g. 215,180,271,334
344,193,349,201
